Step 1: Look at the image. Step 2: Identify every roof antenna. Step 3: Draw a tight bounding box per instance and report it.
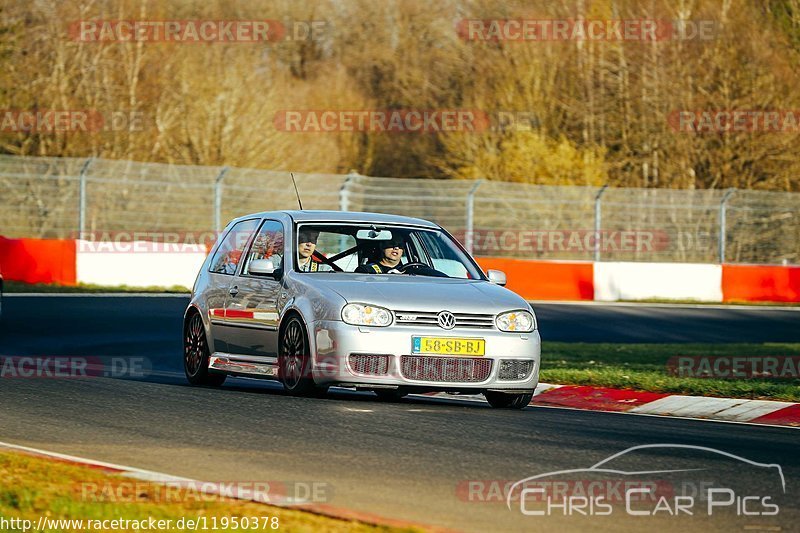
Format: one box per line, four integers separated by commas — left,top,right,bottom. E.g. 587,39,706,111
290,172,303,210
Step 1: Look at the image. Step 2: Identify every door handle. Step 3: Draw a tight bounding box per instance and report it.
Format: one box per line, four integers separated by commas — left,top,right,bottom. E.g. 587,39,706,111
229,286,239,297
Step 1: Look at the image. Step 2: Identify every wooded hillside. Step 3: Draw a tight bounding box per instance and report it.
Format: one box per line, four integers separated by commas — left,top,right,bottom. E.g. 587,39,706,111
1,0,800,190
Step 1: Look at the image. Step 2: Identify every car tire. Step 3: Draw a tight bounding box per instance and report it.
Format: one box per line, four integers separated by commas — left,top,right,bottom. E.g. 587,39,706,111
374,388,408,402
184,312,226,387
485,391,533,409
278,315,319,396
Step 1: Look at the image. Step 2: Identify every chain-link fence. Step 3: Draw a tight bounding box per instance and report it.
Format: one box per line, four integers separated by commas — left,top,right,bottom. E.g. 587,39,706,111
1,155,798,264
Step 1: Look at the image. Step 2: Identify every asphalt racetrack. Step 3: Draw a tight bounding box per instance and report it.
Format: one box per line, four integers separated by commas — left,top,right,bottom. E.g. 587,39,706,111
1,295,798,532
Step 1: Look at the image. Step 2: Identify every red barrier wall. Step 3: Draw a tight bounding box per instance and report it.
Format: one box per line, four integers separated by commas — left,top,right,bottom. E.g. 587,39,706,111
476,257,594,300
0,237,77,285
3,235,798,302
722,264,800,302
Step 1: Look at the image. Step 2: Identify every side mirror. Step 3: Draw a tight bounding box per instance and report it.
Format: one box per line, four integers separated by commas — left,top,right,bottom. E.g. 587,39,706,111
487,269,507,286
249,259,276,276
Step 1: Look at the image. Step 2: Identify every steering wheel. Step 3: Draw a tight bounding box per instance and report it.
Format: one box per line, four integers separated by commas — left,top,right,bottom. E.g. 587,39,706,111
398,261,429,273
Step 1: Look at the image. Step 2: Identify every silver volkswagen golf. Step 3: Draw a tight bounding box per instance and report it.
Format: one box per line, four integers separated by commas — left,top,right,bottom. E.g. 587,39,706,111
183,210,540,408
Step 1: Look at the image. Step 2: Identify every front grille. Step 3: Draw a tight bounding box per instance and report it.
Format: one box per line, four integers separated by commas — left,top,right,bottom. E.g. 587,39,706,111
348,354,389,376
393,310,495,329
400,356,492,382
498,360,534,380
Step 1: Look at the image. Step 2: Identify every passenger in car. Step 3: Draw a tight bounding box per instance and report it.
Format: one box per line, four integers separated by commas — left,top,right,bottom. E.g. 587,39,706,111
297,229,330,272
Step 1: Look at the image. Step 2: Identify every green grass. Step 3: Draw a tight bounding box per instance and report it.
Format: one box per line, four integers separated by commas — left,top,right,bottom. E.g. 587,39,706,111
542,342,800,401
0,451,417,533
3,280,189,293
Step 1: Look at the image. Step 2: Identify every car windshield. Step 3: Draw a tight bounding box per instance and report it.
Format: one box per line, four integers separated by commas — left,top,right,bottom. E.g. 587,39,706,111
294,223,484,279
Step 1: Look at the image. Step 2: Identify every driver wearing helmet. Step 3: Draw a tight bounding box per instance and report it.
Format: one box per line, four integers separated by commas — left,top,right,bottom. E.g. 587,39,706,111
356,236,405,274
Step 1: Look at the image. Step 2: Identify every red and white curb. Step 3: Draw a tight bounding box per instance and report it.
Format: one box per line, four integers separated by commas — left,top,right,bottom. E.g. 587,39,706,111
424,383,800,427
0,440,454,532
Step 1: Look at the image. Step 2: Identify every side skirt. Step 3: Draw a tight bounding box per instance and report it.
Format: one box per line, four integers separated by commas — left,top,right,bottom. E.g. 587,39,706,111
209,352,279,378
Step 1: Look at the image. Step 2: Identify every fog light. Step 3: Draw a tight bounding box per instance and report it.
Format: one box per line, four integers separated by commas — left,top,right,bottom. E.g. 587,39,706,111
498,360,534,380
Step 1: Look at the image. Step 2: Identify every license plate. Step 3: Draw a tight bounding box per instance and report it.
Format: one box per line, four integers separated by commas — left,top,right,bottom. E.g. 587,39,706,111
411,337,485,356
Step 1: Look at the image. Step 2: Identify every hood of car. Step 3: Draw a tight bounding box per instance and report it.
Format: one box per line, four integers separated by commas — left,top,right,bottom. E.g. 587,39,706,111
300,274,529,314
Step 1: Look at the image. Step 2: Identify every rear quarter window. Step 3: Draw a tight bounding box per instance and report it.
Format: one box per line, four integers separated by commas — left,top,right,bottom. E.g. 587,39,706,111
208,219,260,275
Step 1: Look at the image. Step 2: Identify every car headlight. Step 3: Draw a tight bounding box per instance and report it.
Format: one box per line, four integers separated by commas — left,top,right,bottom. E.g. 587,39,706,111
342,303,393,327
495,310,535,332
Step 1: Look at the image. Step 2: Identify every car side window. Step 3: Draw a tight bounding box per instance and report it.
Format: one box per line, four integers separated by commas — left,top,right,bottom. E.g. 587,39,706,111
208,219,259,275
242,220,285,276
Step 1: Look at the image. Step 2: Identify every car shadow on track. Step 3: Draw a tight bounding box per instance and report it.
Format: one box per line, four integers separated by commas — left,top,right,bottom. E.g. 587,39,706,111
114,370,517,410
158,373,503,409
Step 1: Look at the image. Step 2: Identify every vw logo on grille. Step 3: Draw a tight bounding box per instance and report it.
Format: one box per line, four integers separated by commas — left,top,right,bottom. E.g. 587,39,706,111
437,311,456,330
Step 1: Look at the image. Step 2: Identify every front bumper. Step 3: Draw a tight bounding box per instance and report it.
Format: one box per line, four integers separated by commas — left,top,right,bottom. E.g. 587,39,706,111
310,319,540,392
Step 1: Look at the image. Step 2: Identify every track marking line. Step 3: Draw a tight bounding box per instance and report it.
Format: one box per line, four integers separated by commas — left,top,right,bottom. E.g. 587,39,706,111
0,441,189,479
530,403,800,430
629,396,793,421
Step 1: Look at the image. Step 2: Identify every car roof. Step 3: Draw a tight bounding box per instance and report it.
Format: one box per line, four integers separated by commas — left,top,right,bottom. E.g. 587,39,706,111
234,210,440,228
